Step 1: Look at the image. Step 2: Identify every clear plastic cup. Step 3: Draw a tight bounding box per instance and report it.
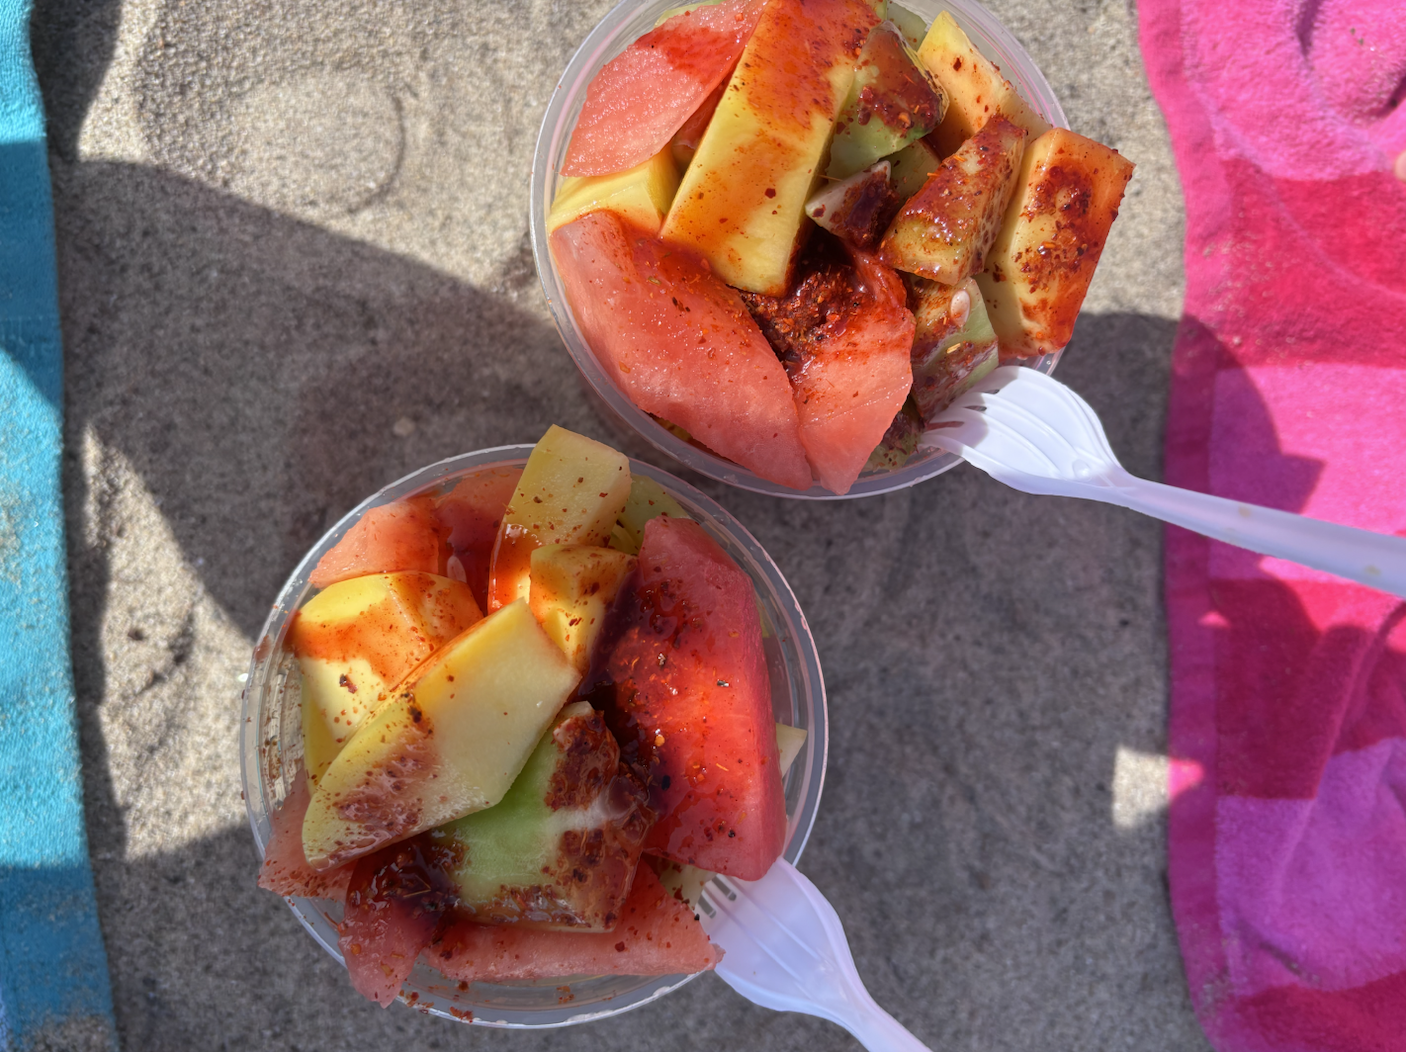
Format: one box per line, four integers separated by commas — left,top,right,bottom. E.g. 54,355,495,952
530,0,1070,500
239,445,828,1027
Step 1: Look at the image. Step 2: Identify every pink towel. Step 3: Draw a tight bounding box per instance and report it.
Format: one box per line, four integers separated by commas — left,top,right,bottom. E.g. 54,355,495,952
1138,0,1406,1049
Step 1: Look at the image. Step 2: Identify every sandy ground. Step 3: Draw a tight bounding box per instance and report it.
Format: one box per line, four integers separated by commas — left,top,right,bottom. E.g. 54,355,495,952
30,0,1211,1047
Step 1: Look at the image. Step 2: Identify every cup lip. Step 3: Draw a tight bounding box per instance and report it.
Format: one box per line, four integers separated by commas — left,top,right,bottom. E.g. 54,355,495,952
530,0,1070,500
239,444,829,1027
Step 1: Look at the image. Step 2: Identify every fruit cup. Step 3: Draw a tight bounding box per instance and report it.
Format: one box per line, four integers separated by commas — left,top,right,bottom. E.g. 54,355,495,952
531,0,1070,499
239,445,827,1026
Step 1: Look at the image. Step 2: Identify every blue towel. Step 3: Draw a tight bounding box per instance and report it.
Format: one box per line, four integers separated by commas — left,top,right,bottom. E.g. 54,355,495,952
0,0,117,1047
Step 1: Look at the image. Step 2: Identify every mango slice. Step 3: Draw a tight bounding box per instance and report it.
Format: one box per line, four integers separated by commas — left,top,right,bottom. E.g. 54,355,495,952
660,0,880,294
529,544,637,674
301,600,580,870
487,425,632,611
289,572,482,785
546,147,680,236
917,11,1051,157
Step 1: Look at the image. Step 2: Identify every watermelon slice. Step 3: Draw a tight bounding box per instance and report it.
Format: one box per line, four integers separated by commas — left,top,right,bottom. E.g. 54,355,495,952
432,467,522,610
741,236,915,494
256,776,353,901
425,863,720,982
550,210,813,491
339,833,461,1007
561,0,763,177
584,516,786,879
309,496,446,590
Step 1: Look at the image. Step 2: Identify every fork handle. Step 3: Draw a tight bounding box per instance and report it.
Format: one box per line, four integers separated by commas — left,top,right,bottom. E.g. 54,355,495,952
1104,469,1406,598
832,990,933,1052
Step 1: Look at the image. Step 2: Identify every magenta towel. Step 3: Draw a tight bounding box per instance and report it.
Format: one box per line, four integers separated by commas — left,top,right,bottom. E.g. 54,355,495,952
1138,0,1406,1049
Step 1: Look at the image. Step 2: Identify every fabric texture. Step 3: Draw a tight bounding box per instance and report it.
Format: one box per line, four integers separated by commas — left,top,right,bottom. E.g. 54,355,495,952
0,0,117,1046
1139,0,1406,1049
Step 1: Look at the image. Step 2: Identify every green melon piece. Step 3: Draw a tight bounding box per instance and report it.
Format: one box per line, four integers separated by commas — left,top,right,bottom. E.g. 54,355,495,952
827,22,948,180
907,275,998,420
878,114,1026,284
438,702,654,931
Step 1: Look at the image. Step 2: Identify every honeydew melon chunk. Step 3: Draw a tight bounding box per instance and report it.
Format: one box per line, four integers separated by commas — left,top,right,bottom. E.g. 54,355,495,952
528,544,637,674
887,135,944,200
878,114,1026,284
887,2,927,47
826,22,947,180
975,128,1135,358
907,275,998,419
290,572,483,786
660,0,880,295
610,475,692,557
917,11,1051,157
301,599,580,870
439,701,653,931
487,425,632,611
805,161,898,249
546,147,680,236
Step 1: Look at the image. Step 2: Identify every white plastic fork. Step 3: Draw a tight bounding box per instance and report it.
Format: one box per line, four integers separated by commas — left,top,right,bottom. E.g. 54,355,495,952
699,860,932,1052
921,366,1406,598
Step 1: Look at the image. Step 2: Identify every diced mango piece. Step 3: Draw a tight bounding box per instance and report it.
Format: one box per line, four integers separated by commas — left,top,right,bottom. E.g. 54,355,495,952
301,600,580,870
917,11,1051,156
660,0,880,294
546,147,681,235
975,128,1135,358
529,544,637,674
487,425,632,611
288,572,482,785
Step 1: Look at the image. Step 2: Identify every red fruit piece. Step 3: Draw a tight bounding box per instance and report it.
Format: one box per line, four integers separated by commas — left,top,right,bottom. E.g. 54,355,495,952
550,210,812,491
256,776,353,901
426,863,720,982
742,237,915,494
432,466,523,610
339,834,460,1007
309,496,446,590
561,0,763,177
585,516,785,879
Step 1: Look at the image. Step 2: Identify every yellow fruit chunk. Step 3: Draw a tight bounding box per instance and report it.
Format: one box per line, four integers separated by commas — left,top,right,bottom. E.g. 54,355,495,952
288,572,483,786
301,600,580,870
529,544,637,674
487,425,632,611
546,147,681,236
660,0,880,294
776,722,808,776
975,128,1135,358
917,11,1051,157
